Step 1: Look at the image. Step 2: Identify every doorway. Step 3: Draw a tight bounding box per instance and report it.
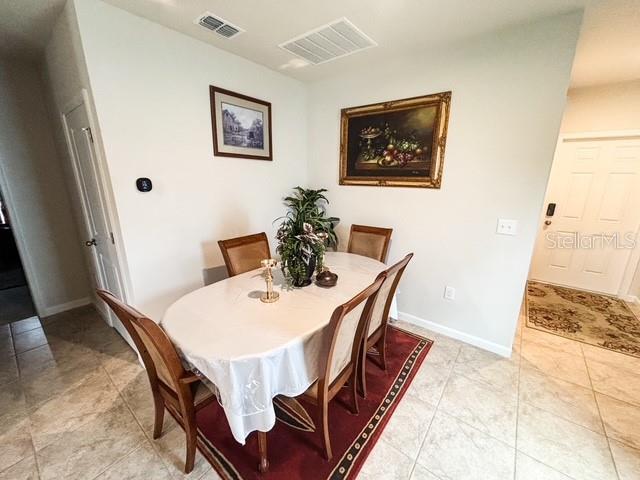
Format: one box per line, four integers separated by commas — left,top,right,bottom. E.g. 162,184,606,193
525,131,640,357
530,132,640,296
0,187,36,325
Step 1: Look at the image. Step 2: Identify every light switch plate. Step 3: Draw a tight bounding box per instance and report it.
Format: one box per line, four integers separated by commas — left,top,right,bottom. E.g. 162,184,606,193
444,286,456,300
496,218,518,236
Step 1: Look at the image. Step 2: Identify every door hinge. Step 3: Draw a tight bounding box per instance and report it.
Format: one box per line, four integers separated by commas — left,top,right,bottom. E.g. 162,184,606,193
110,232,115,244
82,127,94,143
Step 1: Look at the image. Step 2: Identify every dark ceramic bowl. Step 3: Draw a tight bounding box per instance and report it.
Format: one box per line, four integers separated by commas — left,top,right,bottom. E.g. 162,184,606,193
316,270,338,288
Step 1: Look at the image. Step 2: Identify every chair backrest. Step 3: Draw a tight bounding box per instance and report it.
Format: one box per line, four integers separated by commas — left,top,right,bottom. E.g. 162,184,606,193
318,275,385,391
218,232,271,277
96,290,187,395
347,225,393,263
368,253,414,337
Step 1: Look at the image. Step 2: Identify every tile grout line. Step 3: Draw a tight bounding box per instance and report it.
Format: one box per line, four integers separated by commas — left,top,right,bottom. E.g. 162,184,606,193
516,450,581,480
515,319,606,480
406,336,531,476
406,339,462,480
520,343,597,392
87,364,145,480
91,362,177,480
29,361,143,479
513,319,524,480
516,397,609,437
3,310,125,479
581,342,622,480
431,364,520,449
27,418,43,480
518,341,613,435
519,323,623,479
520,342,593,398
501,323,592,480
9,317,43,480
88,444,145,480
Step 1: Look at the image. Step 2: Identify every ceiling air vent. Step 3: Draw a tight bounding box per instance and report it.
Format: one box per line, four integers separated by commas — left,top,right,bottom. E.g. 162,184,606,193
195,12,243,39
279,18,377,65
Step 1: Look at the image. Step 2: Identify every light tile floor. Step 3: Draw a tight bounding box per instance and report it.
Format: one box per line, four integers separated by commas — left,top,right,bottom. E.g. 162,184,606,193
1,306,639,479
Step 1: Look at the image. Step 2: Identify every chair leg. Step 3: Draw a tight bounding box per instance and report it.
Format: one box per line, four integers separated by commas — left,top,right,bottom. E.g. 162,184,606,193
319,402,332,461
257,432,269,473
358,342,367,399
184,424,197,474
377,335,387,371
350,375,359,415
152,394,165,439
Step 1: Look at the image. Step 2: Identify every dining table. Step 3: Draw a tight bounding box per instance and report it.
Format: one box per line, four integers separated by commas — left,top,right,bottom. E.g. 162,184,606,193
161,251,397,472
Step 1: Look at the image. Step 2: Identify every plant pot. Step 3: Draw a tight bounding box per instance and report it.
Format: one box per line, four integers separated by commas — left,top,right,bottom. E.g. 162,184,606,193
291,255,316,288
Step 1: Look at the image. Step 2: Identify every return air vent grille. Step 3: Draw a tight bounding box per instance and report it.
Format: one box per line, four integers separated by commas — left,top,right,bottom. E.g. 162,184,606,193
195,12,243,39
279,18,377,65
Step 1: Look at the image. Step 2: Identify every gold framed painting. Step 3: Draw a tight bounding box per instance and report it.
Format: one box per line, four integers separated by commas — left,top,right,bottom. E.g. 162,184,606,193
339,91,451,188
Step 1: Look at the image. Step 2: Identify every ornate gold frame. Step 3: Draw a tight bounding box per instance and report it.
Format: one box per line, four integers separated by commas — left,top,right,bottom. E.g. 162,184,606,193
339,91,451,188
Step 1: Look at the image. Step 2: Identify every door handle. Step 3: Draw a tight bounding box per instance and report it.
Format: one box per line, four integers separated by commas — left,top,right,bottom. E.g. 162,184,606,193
85,238,97,247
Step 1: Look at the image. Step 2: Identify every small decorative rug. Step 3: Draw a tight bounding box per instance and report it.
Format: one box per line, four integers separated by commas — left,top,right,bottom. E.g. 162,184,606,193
195,326,432,479
526,281,640,357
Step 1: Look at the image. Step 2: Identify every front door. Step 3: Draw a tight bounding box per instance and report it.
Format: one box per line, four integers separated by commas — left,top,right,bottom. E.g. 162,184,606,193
530,135,640,295
65,103,128,339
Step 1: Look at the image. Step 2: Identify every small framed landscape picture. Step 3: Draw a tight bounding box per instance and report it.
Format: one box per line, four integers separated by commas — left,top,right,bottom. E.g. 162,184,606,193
209,86,272,161
339,91,451,188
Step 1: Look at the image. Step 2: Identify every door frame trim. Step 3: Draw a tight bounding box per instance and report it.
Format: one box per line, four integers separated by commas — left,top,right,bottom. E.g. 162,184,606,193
560,130,640,141
61,89,133,324
546,130,640,298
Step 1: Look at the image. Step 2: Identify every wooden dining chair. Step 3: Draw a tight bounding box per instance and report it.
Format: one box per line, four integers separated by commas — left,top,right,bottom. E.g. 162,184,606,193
96,290,215,474
347,224,393,263
297,274,385,461
359,253,414,398
218,232,271,277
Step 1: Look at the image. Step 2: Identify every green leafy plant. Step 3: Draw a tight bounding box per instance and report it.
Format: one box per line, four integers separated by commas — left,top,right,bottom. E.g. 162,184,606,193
275,187,339,287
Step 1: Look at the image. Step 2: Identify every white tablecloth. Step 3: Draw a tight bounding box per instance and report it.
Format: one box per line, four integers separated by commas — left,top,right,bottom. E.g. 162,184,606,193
161,252,396,443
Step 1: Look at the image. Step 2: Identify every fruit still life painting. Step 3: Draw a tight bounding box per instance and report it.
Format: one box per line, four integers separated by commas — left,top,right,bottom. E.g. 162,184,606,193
339,92,451,188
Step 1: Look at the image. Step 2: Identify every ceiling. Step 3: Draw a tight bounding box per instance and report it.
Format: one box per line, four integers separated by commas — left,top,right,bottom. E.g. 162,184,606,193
0,0,638,88
569,0,640,87
100,0,588,83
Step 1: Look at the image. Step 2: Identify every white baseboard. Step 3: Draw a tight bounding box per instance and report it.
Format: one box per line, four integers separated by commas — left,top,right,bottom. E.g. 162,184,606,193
40,297,92,317
397,311,513,358
620,294,639,305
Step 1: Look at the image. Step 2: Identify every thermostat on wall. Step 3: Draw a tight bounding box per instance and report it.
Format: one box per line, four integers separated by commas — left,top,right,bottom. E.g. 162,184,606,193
136,178,152,192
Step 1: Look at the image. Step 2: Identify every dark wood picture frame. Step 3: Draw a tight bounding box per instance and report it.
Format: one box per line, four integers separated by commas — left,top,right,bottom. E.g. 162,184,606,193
209,86,273,161
339,91,451,188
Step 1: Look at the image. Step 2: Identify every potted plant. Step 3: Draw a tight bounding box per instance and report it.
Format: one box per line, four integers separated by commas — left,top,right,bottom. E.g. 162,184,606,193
275,187,339,287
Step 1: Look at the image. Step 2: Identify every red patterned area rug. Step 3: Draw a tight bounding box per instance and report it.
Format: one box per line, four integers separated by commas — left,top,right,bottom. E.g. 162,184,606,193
195,326,432,480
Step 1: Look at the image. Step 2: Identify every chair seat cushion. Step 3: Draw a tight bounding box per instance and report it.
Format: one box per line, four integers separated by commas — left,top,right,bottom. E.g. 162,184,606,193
303,381,319,400
194,381,216,406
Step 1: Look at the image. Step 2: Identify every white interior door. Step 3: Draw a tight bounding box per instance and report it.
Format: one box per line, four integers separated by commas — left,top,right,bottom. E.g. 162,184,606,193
65,103,128,339
530,135,640,295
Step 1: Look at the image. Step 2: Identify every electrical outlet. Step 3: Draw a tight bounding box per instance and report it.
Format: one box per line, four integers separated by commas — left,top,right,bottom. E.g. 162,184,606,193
496,218,518,236
444,286,456,301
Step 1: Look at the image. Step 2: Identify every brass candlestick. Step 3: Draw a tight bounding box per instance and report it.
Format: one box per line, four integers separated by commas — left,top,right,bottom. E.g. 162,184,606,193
316,232,328,272
260,259,279,303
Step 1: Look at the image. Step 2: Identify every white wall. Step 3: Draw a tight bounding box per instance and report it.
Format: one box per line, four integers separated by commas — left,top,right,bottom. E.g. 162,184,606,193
559,80,640,299
71,0,308,319
307,13,582,354
43,0,582,354
561,80,640,133
0,58,91,315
